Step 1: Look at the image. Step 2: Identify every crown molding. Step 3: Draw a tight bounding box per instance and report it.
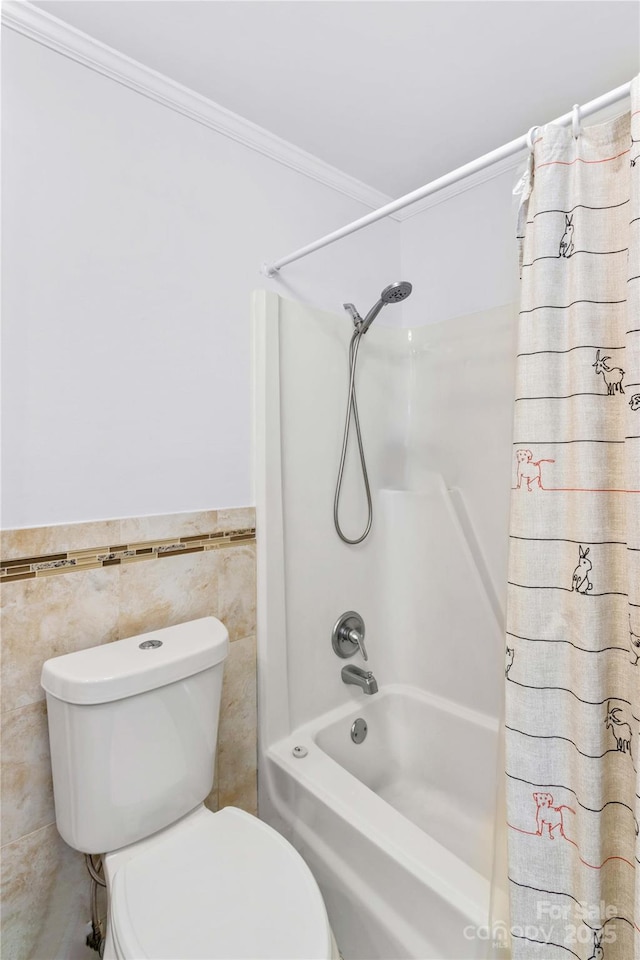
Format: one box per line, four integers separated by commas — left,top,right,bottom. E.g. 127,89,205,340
2,2,527,226
1,1,395,214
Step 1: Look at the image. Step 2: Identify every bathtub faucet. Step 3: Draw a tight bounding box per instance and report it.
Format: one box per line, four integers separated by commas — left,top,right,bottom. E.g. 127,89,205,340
341,665,378,695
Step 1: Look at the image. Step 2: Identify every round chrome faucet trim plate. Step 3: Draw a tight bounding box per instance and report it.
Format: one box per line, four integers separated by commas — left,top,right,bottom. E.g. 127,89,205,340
332,611,367,659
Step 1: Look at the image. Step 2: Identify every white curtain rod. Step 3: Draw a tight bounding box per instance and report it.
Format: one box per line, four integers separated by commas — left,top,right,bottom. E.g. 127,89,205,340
261,80,632,278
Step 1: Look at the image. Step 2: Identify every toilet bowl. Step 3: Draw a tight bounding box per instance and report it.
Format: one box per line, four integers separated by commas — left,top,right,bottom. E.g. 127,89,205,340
41,617,338,960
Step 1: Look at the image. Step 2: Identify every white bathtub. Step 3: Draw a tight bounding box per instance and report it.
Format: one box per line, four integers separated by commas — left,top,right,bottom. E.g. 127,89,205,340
263,684,499,960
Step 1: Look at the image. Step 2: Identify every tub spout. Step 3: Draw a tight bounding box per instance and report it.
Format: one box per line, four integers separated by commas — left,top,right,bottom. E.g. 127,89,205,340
341,665,378,695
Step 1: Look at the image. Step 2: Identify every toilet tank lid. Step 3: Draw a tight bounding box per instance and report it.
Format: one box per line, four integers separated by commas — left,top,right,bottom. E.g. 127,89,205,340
41,617,229,705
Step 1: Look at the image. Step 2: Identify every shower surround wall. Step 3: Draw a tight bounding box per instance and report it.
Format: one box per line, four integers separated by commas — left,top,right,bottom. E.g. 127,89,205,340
259,292,516,736
0,508,256,960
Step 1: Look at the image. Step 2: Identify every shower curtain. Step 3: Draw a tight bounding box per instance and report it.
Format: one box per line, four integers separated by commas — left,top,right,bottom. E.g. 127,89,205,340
505,76,639,960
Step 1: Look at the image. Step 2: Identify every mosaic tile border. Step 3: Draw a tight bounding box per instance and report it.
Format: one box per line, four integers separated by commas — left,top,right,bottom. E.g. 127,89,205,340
0,528,256,583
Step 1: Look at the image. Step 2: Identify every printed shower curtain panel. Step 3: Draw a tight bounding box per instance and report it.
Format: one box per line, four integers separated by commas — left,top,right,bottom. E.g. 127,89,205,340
505,76,640,959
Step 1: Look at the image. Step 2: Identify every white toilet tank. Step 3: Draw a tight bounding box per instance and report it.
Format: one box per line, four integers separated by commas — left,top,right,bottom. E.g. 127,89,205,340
41,617,229,854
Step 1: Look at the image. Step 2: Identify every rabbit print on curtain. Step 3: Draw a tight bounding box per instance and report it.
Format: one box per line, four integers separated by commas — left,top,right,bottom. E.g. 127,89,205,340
505,76,640,959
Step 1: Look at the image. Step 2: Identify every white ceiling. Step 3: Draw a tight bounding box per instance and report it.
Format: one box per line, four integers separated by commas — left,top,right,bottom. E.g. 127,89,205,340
33,1,639,197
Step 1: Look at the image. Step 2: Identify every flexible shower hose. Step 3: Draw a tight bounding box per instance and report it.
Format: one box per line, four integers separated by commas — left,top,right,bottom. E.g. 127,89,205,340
333,329,373,544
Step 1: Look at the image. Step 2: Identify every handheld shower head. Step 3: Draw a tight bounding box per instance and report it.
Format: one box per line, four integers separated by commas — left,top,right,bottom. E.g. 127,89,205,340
335,279,413,544
359,281,412,334
381,281,412,304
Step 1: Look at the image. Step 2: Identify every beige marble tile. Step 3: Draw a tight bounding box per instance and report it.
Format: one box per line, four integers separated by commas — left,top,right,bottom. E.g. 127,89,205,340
119,509,219,545
1,701,54,845
217,634,257,814
214,506,256,533
0,508,255,563
1,567,120,713
1,823,88,960
1,520,120,561
118,550,219,640
204,754,219,814
218,543,256,642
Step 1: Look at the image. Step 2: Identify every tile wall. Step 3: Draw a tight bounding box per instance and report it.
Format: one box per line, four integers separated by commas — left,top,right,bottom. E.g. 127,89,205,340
0,508,257,960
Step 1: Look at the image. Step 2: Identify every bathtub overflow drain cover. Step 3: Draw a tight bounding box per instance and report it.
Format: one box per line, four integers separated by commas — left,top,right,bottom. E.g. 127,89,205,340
351,718,367,744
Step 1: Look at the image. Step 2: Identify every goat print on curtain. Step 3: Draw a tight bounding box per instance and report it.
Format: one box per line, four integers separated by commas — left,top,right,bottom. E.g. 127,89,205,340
505,75,640,960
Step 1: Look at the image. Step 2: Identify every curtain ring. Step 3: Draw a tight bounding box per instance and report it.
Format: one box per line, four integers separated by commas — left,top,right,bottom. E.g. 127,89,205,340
526,126,540,153
572,103,581,139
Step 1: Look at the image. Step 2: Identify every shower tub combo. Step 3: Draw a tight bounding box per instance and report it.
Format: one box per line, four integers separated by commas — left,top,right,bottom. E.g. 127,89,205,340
254,291,506,959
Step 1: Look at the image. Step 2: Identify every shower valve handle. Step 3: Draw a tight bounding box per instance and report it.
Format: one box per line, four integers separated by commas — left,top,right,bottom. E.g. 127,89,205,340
346,628,368,661
332,612,368,662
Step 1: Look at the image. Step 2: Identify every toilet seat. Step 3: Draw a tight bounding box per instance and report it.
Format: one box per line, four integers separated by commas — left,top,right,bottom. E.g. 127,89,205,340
109,806,333,960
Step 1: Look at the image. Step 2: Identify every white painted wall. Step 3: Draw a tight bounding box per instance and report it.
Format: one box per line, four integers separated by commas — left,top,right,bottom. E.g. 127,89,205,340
401,168,524,327
1,29,400,529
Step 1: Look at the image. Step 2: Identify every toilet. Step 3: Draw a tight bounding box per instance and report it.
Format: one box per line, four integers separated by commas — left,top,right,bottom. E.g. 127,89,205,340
41,617,338,960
